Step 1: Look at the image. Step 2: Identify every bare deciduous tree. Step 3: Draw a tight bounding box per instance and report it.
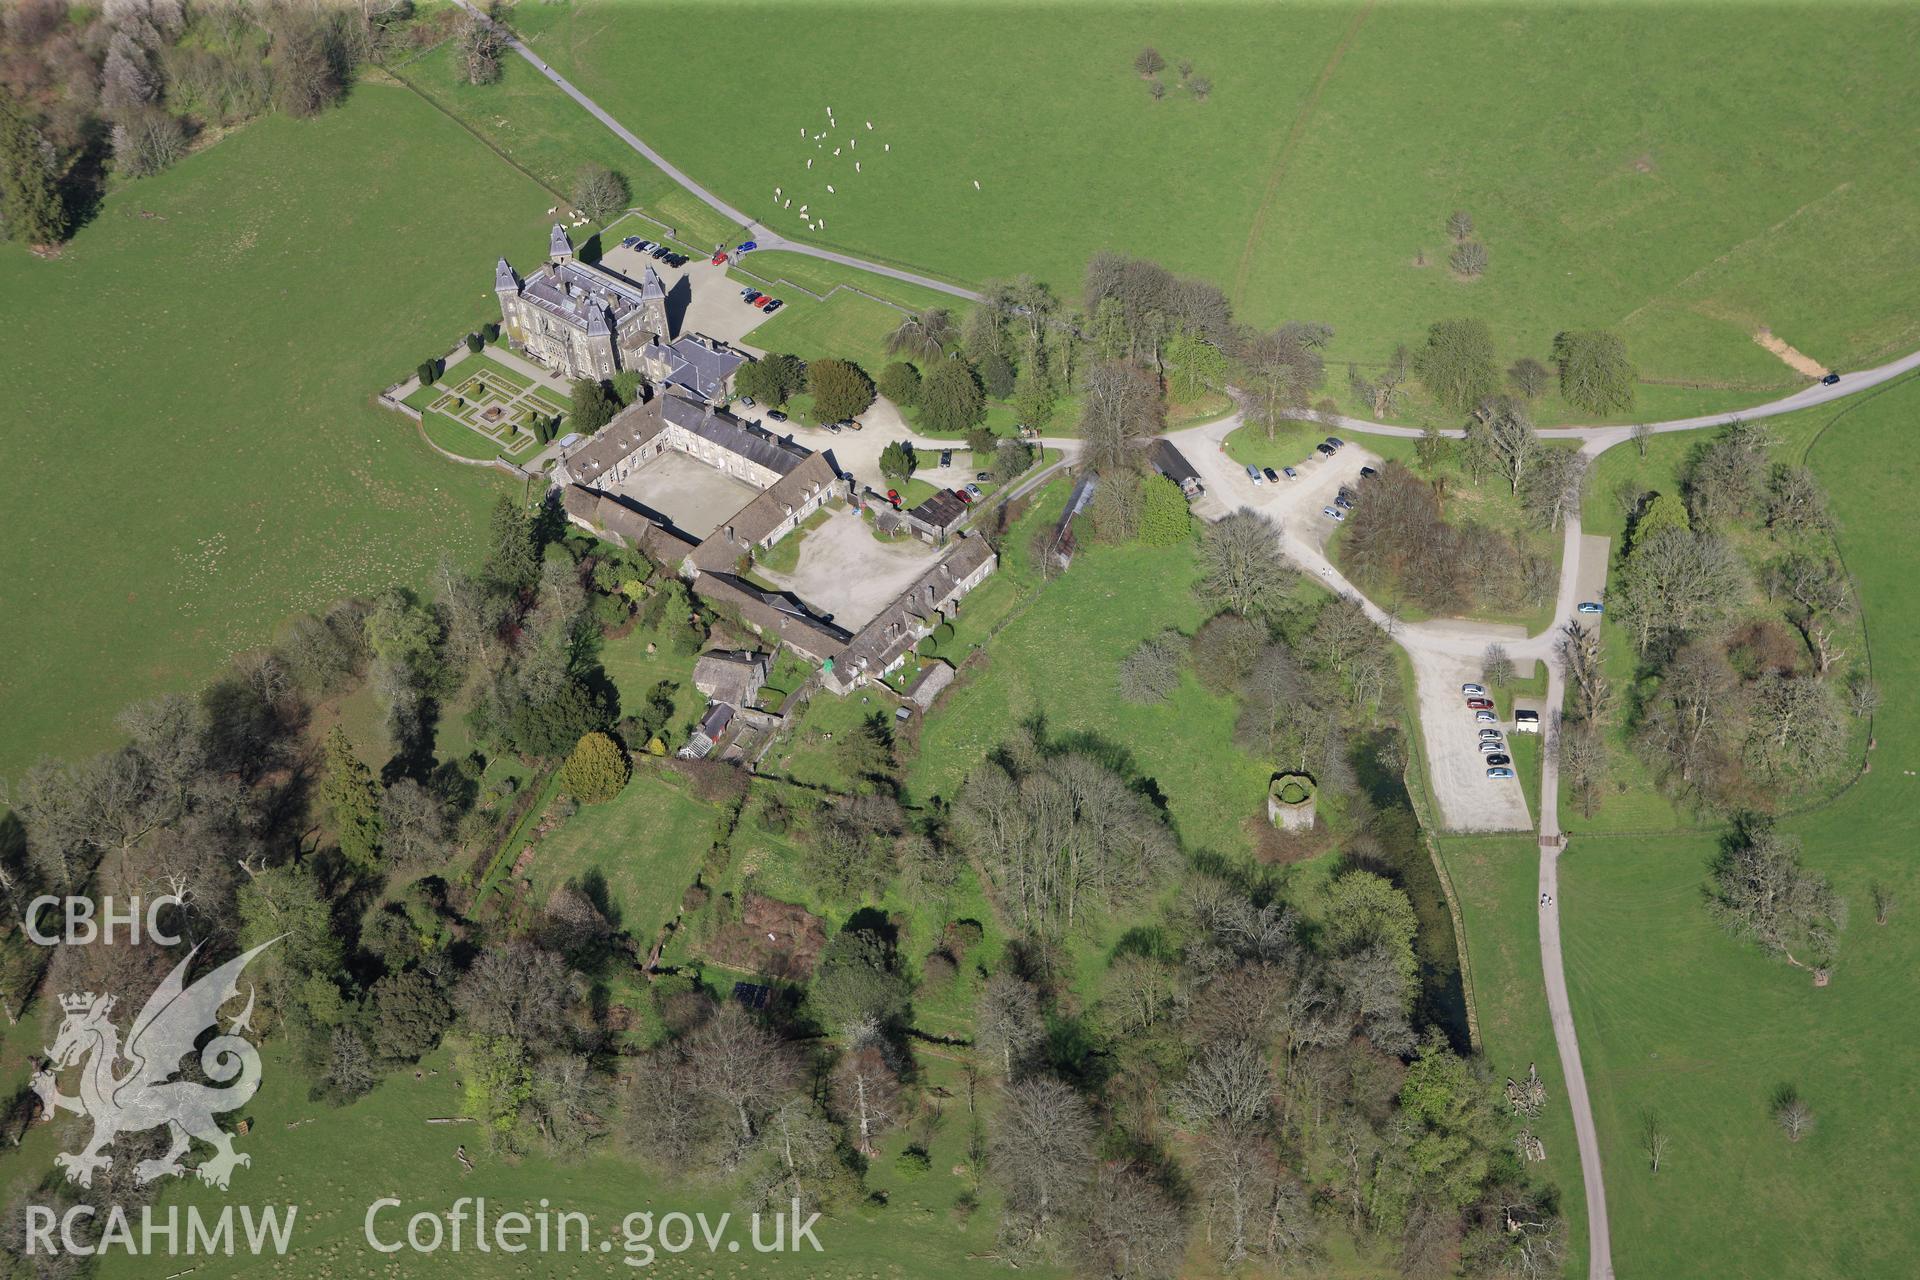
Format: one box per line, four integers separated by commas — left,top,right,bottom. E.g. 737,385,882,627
569,163,629,224
885,308,955,361
686,1003,798,1140
1079,360,1163,472
1772,1086,1813,1142
1641,1109,1668,1173
1196,508,1295,617
975,972,1045,1080
1709,826,1847,974
1482,643,1514,690
1079,1163,1188,1280
991,1077,1096,1250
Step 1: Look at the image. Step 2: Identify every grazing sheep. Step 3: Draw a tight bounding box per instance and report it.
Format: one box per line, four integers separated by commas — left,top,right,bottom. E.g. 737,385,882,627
884,143,890,152
784,199,791,208
855,162,861,172
866,121,873,130
826,185,835,193
807,158,813,169
972,179,980,189
833,148,840,156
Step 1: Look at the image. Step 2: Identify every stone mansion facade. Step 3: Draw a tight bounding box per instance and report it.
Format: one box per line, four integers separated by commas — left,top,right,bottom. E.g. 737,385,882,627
495,224,669,381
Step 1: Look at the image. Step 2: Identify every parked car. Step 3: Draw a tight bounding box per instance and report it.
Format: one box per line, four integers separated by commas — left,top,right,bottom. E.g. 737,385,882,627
1462,683,1487,695
1479,740,1504,754
1334,494,1354,510
665,254,688,268
825,422,841,434
767,409,787,422
753,295,774,309
1479,727,1503,740
1486,766,1516,779
977,471,992,483
650,245,671,260
1282,466,1298,479
966,483,983,500
1821,372,1841,386
763,299,784,314
1466,697,1495,710
621,236,640,249
1263,466,1280,483
1486,753,1512,767
1475,710,1498,723
954,488,974,505
940,449,954,467
710,251,729,265
886,488,900,505
736,240,758,254
1246,464,1264,486
844,418,861,430
1315,443,1336,457
635,241,656,254
1326,436,1346,449
739,396,755,408
1576,601,1604,615
1322,506,1346,521
742,291,763,305
1359,465,1378,479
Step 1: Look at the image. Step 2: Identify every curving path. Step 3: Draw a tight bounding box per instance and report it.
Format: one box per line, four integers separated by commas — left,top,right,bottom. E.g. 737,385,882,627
451,12,1920,1274
453,1,985,305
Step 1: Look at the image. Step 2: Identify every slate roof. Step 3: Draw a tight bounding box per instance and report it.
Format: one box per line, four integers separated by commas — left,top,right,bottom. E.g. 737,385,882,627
658,395,808,477
558,483,698,568
494,257,518,293
647,335,747,402
549,222,573,259
1149,439,1203,489
556,397,670,487
906,489,969,534
691,451,841,572
693,651,769,707
690,572,849,662
832,536,995,684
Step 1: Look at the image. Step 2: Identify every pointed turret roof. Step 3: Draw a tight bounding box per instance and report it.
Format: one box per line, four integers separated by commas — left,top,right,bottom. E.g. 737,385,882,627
549,223,573,259
494,257,519,293
641,265,665,301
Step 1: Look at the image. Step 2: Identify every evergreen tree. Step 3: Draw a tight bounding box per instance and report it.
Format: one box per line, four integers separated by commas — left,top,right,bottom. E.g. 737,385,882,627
320,727,382,871
0,95,67,246
1139,474,1192,545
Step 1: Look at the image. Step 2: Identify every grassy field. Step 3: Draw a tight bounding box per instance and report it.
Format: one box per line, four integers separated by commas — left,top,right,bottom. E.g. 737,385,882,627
1434,835,1588,1278
0,82,558,779
508,1,1920,396
1537,377,1920,1277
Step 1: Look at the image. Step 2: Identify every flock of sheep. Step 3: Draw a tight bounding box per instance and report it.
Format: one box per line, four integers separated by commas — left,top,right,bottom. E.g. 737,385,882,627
779,105,979,235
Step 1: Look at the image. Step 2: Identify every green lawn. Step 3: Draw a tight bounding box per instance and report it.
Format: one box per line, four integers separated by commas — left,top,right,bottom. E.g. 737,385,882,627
1545,377,1920,1276
0,83,550,780
522,768,719,938
506,1,1920,394
1434,835,1588,1279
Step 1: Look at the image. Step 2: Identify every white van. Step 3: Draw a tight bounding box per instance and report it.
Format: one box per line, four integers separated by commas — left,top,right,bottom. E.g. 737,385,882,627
1513,709,1541,734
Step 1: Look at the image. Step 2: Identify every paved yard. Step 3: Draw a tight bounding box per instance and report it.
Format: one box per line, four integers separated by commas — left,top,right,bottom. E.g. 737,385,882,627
758,507,938,629
1406,624,1534,833
608,449,761,540
739,401,981,495
596,242,770,346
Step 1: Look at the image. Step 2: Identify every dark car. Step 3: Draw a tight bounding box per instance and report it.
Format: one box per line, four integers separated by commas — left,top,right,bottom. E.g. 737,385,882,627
940,449,954,467
650,245,671,260
1820,372,1841,386
763,299,784,314
736,240,759,254
621,236,640,249
1315,443,1335,457
1359,465,1378,479
1282,466,1298,479
1485,753,1512,767
1263,466,1280,483
977,471,992,483
767,409,788,423
1326,436,1345,449
665,254,687,268
742,291,763,305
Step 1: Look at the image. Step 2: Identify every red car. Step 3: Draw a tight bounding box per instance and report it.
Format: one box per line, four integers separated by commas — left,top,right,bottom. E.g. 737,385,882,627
886,488,900,507
710,251,728,265
954,488,974,505
753,295,775,309
1466,697,1495,711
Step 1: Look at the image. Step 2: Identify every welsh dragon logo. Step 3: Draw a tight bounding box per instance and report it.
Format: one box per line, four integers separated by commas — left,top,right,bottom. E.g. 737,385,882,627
30,939,279,1191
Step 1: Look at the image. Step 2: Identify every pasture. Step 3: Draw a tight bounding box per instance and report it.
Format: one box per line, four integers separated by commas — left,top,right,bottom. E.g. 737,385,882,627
509,1,1920,399
0,83,557,779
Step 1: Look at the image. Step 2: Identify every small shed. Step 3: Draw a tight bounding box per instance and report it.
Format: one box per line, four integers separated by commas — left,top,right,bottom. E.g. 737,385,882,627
904,490,970,543
1149,439,1205,498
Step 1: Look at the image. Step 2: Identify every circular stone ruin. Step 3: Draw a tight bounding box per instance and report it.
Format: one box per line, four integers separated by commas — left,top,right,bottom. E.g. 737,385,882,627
1267,772,1317,831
